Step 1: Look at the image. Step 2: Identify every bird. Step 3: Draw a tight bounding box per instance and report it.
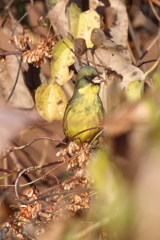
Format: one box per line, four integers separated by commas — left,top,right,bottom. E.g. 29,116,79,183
63,66,104,144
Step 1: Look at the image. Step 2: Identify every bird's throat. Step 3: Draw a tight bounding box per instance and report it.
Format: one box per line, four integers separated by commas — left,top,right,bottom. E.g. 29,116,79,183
77,83,100,96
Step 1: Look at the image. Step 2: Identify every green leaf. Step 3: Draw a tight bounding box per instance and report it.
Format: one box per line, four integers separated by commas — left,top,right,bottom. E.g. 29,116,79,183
35,83,67,123
50,38,74,85
125,80,144,102
67,3,100,48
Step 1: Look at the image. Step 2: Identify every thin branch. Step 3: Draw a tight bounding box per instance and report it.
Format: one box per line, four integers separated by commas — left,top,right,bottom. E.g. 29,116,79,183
147,0,160,6
41,136,100,180
70,125,104,143
0,51,21,56
0,168,20,174
149,0,160,21
128,16,147,72
5,0,14,9
1,137,66,161
12,0,34,36
6,54,22,103
137,59,158,67
127,41,136,65
14,166,42,200
62,41,112,72
128,16,143,58
137,35,159,64
144,57,160,78
0,161,63,187
53,189,98,214
0,187,93,205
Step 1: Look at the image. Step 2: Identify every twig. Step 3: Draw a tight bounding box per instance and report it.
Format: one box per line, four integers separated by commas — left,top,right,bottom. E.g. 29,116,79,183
70,125,104,142
144,57,160,78
62,41,112,72
137,59,158,67
127,41,136,65
0,51,21,56
5,0,14,9
0,168,20,174
148,0,160,8
128,16,142,58
0,187,93,205
6,54,22,103
10,151,23,170
128,16,147,72
1,136,66,161
12,0,34,36
14,166,42,200
53,189,98,214
43,130,104,180
137,35,159,64
40,161,65,181
149,1,160,22
3,150,8,186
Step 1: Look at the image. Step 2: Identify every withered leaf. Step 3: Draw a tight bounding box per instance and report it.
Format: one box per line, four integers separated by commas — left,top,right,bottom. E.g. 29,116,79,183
0,55,34,108
47,1,69,38
1,10,23,38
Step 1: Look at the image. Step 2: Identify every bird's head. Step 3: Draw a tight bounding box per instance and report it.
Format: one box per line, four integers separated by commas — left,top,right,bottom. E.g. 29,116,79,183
75,66,103,90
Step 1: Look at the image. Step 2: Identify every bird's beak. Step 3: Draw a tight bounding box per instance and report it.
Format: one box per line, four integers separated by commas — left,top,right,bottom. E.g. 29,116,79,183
92,76,104,84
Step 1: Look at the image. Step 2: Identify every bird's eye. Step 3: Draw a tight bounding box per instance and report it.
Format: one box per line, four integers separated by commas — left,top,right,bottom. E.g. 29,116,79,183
85,76,91,81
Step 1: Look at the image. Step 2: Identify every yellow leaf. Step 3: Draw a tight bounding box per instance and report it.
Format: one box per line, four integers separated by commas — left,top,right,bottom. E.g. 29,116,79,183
50,38,74,85
125,80,144,102
152,71,160,89
35,83,67,123
67,3,100,48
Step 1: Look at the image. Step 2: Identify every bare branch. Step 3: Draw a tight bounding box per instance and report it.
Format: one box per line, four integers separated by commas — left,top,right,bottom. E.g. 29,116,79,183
6,54,22,103
12,0,34,36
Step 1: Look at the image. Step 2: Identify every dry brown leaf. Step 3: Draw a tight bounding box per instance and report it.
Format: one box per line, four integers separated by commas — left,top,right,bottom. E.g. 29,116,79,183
91,28,132,63
1,10,32,60
74,38,87,71
94,48,144,87
90,11,144,112
74,38,87,56
94,46,144,111
0,55,34,108
47,1,69,38
108,0,128,47
1,10,23,37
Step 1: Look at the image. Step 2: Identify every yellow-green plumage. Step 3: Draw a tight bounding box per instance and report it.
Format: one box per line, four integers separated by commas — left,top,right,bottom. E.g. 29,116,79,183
63,66,103,143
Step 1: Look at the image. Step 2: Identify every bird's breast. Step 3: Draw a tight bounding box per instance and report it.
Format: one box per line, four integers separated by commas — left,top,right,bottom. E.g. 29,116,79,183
63,92,103,143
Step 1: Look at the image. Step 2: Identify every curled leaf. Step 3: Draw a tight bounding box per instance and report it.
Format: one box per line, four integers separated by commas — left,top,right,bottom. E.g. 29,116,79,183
51,38,74,85
35,83,67,123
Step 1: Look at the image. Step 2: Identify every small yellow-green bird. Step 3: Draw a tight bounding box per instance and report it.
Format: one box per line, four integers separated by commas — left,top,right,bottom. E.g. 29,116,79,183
63,66,104,144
